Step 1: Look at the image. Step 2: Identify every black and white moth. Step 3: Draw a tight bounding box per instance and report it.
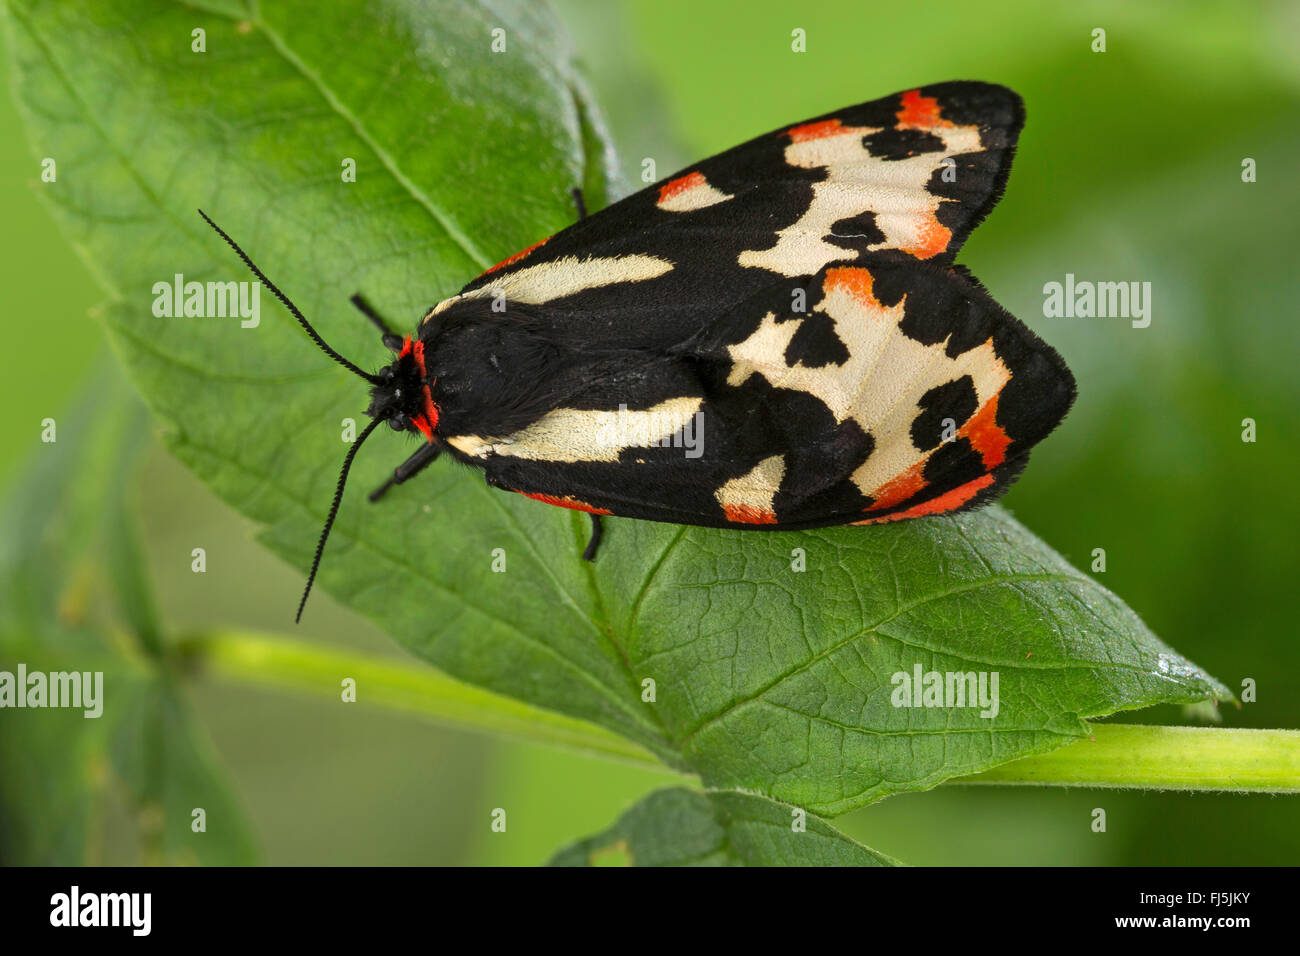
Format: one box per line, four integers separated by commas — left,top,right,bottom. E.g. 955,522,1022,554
200,81,1076,621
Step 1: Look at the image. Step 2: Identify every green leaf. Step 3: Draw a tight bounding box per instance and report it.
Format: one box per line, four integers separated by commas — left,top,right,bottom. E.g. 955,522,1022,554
0,367,258,864
550,787,896,866
5,0,1229,820
600,512,1232,814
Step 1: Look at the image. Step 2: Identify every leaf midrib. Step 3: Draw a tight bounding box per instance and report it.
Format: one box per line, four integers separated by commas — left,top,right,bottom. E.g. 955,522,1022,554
244,0,493,271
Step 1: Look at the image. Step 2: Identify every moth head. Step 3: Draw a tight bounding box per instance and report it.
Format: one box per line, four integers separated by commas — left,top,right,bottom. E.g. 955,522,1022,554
195,208,440,626
367,336,439,439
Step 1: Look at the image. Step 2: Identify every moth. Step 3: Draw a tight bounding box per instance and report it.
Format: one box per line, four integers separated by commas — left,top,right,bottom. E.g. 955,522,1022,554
201,81,1076,621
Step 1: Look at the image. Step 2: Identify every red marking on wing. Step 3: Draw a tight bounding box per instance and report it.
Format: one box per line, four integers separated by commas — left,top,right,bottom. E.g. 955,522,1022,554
895,89,952,130
823,266,894,309
786,118,846,142
412,339,440,439
854,473,996,525
901,216,952,260
479,236,550,277
722,504,779,525
865,463,928,512
960,391,1010,468
658,170,706,204
517,491,612,515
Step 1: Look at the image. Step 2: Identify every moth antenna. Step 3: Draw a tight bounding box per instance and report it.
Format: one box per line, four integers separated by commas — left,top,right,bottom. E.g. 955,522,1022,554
296,416,384,623
197,209,381,384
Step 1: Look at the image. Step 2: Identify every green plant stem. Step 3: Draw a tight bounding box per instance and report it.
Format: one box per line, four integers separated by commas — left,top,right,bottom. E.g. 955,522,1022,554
177,630,1300,794
954,723,1300,793
174,629,662,768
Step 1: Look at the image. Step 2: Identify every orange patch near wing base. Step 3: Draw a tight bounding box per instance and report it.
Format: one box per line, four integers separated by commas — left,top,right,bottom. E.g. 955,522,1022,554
410,415,433,441
479,236,550,277
658,170,705,203
722,504,778,525
517,491,612,515
854,473,996,525
411,339,440,440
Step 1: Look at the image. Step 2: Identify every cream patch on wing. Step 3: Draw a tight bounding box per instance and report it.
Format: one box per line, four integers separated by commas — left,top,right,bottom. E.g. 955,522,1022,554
737,118,983,276
445,435,495,459
446,397,703,464
425,254,674,321
657,171,734,213
724,266,1010,499
715,454,785,524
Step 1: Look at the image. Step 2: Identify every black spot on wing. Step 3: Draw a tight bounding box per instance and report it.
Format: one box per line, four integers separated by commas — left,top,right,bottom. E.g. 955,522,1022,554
783,313,849,368
827,210,886,254
861,127,946,160
921,435,987,490
930,149,1005,238
866,257,999,355
910,376,978,451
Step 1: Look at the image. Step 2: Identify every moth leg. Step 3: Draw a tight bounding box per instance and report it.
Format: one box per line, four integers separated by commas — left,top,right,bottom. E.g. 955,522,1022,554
350,293,405,352
369,442,442,502
582,513,603,562
570,186,588,221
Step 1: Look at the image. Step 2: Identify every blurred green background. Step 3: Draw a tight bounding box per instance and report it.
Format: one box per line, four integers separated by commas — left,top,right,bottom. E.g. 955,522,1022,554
1,0,1297,864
